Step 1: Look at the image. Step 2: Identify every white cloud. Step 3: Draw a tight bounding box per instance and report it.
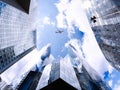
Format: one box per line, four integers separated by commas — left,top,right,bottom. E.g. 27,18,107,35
56,13,67,28
55,0,90,33
43,16,51,25
36,44,55,70
55,0,69,13
43,16,55,26
108,64,114,74
114,85,120,90
82,0,92,9
51,22,55,26
55,0,69,28
40,43,51,58
41,55,54,68
43,17,51,25
56,0,112,77
114,81,120,90
108,80,113,87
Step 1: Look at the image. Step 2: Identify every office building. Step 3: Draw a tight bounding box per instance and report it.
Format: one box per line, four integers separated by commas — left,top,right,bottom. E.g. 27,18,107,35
34,56,111,90
15,41,111,90
82,0,120,71
0,0,38,74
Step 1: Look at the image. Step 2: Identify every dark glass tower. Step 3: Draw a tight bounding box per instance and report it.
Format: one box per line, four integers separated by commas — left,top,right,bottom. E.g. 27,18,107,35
0,0,38,73
35,56,111,90
82,0,120,71
16,43,111,90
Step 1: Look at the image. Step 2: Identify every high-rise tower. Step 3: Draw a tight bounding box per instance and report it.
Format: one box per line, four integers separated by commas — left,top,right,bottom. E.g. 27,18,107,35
82,0,120,71
16,42,111,90
0,0,38,73
35,55,111,90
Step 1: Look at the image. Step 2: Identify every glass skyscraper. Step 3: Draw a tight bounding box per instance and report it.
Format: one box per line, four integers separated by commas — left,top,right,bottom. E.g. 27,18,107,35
82,0,120,71
0,0,38,74
35,56,111,90
0,0,115,89
15,43,111,90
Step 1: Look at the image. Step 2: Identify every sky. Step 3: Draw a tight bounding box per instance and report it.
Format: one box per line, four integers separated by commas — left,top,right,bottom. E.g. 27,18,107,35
0,0,120,89
37,0,120,89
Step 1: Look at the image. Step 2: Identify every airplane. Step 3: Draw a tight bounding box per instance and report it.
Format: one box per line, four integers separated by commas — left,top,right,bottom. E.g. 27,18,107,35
55,30,64,33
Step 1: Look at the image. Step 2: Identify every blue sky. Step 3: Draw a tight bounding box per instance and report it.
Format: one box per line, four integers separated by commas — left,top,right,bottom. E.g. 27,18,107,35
37,0,84,58
37,0,68,58
0,0,120,89
37,0,120,89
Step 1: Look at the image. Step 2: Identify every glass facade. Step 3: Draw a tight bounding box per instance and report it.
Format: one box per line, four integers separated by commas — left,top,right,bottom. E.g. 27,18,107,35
60,57,81,90
0,46,15,71
0,0,37,73
83,0,120,71
84,0,120,26
37,58,81,90
48,62,60,83
36,55,111,90
36,64,52,90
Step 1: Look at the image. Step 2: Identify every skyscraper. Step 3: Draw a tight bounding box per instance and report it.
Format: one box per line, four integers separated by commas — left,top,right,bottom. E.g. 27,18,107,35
82,0,120,71
0,0,38,74
16,41,111,90
0,0,114,89
35,55,111,90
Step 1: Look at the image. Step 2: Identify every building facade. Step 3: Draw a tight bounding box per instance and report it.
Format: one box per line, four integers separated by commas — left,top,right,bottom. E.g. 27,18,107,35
34,56,111,90
0,0,38,74
82,0,120,71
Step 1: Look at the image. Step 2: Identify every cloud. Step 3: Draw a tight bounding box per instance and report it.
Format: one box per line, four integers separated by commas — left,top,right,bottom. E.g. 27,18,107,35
39,44,55,66
82,0,92,9
55,0,69,28
37,44,55,71
114,85,120,90
42,54,54,68
55,0,90,33
40,44,51,61
43,16,55,26
56,0,112,77
56,13,67,28
108,80,113,87
114,80,120,90
43,16,51,25
108,64,114,74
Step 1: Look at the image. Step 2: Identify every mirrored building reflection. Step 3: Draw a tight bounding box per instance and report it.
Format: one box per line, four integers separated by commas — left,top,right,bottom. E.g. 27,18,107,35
34,55,111,90
82,0,120,71
0,0,38,73
0,0,38,89
0,0,116,90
